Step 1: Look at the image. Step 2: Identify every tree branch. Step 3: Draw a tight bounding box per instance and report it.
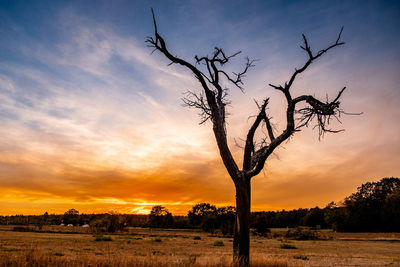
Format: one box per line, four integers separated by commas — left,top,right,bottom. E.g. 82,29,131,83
243,98,269,171
279,27,345,93
247,27,347,177
148,10,353,182
147,9,244,179
182,90,213,124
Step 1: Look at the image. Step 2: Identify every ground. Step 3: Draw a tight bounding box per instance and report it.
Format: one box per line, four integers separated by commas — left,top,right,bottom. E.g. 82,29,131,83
0,225,399,266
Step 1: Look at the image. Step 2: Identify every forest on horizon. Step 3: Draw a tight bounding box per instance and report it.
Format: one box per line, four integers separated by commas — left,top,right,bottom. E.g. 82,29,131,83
2,177,399,233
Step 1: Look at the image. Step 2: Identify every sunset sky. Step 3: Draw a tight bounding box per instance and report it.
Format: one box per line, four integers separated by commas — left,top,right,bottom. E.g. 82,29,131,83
0,0,399,215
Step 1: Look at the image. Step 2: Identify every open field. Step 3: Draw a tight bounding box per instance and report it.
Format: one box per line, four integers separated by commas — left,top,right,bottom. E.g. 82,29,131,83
0,226,399,266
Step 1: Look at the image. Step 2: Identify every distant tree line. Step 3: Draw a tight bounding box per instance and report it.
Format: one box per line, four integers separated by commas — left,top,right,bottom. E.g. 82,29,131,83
1,177,398,233
326,177,400,232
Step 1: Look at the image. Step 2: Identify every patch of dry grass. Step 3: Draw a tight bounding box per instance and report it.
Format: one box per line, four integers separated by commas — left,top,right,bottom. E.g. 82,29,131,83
0,226,399,266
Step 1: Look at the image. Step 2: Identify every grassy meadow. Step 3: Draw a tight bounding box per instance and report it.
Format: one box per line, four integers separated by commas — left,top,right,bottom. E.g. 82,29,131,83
0,225,399,266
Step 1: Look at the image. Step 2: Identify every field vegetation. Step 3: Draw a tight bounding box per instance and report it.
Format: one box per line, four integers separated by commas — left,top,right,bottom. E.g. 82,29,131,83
0,225,399,266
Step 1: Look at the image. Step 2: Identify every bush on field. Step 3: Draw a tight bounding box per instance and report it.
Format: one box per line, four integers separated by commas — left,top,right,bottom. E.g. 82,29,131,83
12,226,32,232
252,221,271,236
213,240,224,246
280,243,297,249
293,255,308,260
284,227,322,240
94,235,112,241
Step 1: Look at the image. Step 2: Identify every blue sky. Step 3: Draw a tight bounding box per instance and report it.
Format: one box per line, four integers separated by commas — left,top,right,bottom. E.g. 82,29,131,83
0,0,399,215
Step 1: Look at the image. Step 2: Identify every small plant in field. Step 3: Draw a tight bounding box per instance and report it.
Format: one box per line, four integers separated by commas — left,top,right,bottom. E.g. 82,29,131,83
12,226,32,232
293,255,308,260
3,247,21,252
121,235,134,239
213,240,224,246
94,235,112,241
152,237,162,242
285,227,322,240
194,236,201,240
54,252,64,256
280,243,297,249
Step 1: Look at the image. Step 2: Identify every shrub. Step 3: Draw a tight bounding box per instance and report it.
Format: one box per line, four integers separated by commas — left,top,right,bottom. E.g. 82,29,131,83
12,226,32,232
284,227,321,240
293,255,308,260
54,252,64,256
213,240,224,246
280,243,297,249
253,220,271,236
152,237,162,242
120,236,142,240
194,236,201,240
94,235,112,241
121,235,134,239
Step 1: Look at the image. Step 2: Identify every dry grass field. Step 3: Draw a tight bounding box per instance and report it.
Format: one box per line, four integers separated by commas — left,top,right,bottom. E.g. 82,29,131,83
0,225,399,266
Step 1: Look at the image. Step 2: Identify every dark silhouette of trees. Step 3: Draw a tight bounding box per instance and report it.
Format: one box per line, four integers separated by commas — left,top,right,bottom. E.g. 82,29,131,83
326,177,400,232
217,206,236,235
105,211,126,233
384,188,400,231
63,208,79,225
251,209,309,231
147,8,352,265
301,207,326,228
188,203,217,228
345,177,400,231
188,203,235,234
1,178,398,234
149,205,173,228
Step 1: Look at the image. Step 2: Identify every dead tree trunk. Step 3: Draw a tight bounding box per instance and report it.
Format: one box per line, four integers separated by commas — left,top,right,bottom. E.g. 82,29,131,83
233,177,251,266
147,9,354,266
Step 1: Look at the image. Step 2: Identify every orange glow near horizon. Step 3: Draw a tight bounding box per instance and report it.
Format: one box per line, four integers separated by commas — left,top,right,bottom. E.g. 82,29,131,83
1,118,399,216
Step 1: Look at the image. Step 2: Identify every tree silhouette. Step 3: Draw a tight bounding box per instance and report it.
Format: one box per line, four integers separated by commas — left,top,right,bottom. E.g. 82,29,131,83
147,9,354,265
149,205,173,228
63,208,79,225
188,203,217,227
343,177,400,231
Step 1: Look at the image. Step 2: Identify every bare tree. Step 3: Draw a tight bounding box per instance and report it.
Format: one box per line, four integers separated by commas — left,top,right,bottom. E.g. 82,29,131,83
147,9,354,266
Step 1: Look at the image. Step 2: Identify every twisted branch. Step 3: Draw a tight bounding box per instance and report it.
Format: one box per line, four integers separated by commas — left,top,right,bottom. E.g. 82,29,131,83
148,9,356,181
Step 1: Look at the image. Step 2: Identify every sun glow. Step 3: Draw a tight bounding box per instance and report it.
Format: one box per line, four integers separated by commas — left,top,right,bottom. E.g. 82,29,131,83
130,207,151,215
